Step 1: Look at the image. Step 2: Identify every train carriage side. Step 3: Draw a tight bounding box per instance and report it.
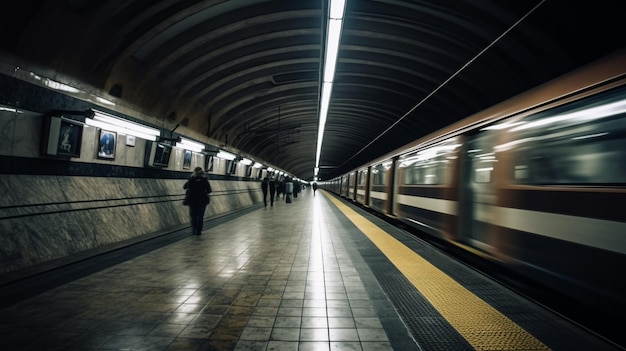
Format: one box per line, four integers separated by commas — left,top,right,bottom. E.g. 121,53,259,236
322,49,626,338
460,81,626,321
393,137,462,239
446,50,626,325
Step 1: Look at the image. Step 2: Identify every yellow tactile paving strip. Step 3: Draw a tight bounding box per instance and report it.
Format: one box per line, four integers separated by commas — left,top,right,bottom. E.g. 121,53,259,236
326,194,551,351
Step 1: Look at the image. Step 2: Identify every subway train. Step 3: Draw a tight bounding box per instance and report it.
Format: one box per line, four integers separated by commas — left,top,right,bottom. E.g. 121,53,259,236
320,49,626,337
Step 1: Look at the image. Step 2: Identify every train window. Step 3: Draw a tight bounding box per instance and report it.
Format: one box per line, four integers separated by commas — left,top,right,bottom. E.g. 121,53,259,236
400,138,459,185
502,86,626,185
468,132,497,184
372,163,387,185
358,170,367,185
348,173,355,187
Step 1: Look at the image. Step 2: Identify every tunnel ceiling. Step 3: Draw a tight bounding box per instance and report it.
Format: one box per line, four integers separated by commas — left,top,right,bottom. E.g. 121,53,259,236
2,1,625,180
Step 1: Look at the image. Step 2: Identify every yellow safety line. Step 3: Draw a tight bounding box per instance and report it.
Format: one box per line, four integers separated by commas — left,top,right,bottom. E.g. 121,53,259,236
325,194,551,351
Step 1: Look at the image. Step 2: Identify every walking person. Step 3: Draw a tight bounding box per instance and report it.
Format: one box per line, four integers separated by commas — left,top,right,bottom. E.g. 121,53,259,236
279,179,286,199
312,182,318,196
276,179,283,199
269,176,276,206
285,177,293,203
183,167,212,235
293,181,300,198
261,176,269,206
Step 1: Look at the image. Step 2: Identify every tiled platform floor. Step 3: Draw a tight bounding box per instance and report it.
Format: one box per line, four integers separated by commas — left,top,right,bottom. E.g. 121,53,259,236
0,190,417,350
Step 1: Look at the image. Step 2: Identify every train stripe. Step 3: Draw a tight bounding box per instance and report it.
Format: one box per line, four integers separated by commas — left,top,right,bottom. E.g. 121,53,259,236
397,194,457,215
370,190,387,200
326,193,551,351
493,207,626,255
397,194,626,255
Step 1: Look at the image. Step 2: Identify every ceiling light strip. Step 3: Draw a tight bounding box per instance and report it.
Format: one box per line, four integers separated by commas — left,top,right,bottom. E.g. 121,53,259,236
315,0,346,178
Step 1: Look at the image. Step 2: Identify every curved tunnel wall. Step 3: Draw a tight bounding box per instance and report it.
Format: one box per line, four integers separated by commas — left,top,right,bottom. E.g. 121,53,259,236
0,73,264,283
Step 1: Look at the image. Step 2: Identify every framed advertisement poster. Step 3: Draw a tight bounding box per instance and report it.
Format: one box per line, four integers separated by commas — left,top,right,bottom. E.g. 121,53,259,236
205,155,214,172
183,150,192,169
44,116,83,158
152,143,172,167
97,130,116,159
227,160,237,175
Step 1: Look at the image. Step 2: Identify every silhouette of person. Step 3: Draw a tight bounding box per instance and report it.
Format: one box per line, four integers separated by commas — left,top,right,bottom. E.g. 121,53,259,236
261,176,269,206
285,177,293,203
183,167,212,235
279,179,286,199
269,176,276,206
276,179,283,199
312,182,318,196
293,181,300,198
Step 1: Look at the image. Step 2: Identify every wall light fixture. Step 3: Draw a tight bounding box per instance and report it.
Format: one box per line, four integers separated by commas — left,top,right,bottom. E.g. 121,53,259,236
85,109,160,141
177,137,205,152
216,150,237,160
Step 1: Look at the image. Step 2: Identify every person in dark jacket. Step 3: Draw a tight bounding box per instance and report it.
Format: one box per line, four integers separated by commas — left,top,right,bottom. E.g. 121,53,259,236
261,176,269,206
278,179,286,199
276,179,283,199
284,177,293,203
293,181,301,198
183,167,212,235
312,182,318,196
269,176,276,206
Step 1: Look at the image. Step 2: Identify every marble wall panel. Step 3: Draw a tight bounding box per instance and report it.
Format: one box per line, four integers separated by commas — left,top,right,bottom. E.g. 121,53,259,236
0,173,262,278
0,107,42,158
14,111,43,158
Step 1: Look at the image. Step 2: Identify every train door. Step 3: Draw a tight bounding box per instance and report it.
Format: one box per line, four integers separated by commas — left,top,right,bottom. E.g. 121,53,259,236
458,131,498,251
355,168,367,205
347,172,356,201
337,176,342,196
342,174,349,197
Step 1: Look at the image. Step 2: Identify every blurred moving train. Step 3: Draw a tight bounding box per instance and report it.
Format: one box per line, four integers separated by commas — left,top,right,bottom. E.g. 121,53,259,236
320,49,626,328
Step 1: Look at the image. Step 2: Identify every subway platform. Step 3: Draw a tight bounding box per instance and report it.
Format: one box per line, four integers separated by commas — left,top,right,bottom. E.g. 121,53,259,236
0,189,620,351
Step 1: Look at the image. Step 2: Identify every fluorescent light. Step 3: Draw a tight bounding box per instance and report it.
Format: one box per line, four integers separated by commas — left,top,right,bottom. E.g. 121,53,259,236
178,137,205,152
216,150,236,160
330,0,346,18
95,96,115,106
241,158,253,165
0,107,23,113
92,111,160,137
86,109,160,141
85,119,158,141
44,79,80,93
315,0,346,177
253,162,264,168
323,20,342,82
316,82,333,166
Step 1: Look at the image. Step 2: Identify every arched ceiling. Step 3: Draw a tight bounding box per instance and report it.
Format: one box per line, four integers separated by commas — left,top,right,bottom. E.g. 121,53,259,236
2,0,625,180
